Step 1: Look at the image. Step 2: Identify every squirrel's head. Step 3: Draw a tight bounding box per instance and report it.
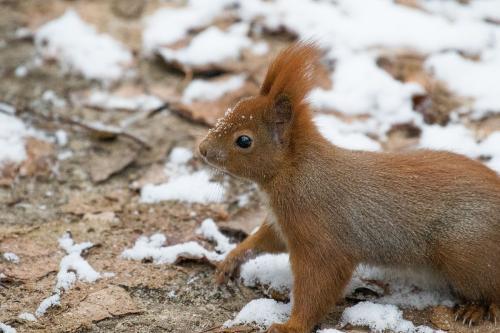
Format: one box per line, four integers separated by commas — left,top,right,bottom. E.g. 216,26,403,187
199,41,321,183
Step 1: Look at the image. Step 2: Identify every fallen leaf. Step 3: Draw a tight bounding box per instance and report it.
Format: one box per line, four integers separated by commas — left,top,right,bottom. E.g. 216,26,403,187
1,237,59,281
19,138,55,178
129,163,168,190
0,162,18,187
473,114,500,140
87,140,139,183
111,0,145,19
384,123,421,152
4,255,58,281
218,204,266,236
60,285,142,331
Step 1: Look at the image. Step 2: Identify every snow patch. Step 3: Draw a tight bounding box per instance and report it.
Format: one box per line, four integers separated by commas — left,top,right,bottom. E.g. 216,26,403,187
182,75,246,103
140,147,225,204
3,252,20,264
55,130,68,147
0,114,30,165
35,10,132,81
169,147,193,165
341,302,443,333
35,233,104,317
86,91,163,112
224,298,291,328
235,254,453,328
309,53,423,135
121,219,234,264
314,115,381,151
419,123,500,173
142,0,236,54
425,51,500,119
35,294,61,318
0,322,16,333
18,313,36,322
240,254,292,294
196,218,236,253
158,24,252,67
141,170,225,204
239,0,493,54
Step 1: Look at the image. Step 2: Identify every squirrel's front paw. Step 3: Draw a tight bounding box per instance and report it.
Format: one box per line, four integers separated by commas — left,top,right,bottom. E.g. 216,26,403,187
215,249,252,285
265,323,302,333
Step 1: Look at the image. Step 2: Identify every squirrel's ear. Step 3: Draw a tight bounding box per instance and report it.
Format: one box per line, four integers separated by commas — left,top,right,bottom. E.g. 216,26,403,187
269,94,293,144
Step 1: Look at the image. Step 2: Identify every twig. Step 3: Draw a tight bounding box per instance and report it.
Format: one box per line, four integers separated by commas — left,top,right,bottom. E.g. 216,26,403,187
15,105,152,150
63,117,152,149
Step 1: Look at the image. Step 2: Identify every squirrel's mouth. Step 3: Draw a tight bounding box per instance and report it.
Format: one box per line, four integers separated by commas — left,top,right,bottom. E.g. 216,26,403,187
200,154,225,172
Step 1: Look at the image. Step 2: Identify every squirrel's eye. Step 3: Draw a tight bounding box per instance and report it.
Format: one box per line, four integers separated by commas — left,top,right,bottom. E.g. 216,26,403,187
236,135,252,149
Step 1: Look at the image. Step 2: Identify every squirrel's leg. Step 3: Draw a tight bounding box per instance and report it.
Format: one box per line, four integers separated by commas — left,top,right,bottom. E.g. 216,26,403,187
216,221,286,284
267,250,354,333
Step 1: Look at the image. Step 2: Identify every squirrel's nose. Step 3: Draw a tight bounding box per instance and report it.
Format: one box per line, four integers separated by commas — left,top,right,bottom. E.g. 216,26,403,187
199,140,208,158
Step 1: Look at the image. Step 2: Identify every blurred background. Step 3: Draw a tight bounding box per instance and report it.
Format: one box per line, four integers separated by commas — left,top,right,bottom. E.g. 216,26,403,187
1,0,499,332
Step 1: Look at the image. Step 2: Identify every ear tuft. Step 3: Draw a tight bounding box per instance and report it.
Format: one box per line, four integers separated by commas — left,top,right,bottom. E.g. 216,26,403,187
260,41,321,106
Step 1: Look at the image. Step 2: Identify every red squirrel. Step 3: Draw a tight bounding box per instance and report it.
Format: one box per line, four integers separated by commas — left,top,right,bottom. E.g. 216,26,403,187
198,42,500,333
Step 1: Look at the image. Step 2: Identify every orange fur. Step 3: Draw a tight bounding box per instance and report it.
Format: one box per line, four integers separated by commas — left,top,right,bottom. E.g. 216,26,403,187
199,42,500,332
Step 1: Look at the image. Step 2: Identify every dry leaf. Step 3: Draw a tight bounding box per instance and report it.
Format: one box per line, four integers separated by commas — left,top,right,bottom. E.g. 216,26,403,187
87,140,139,183
384,123,421,152
0,162,19,187
60,285,142,331
129,163,168,190
111,0,145,19
19,138,55,177
472,115,500,140
218,205,266,236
